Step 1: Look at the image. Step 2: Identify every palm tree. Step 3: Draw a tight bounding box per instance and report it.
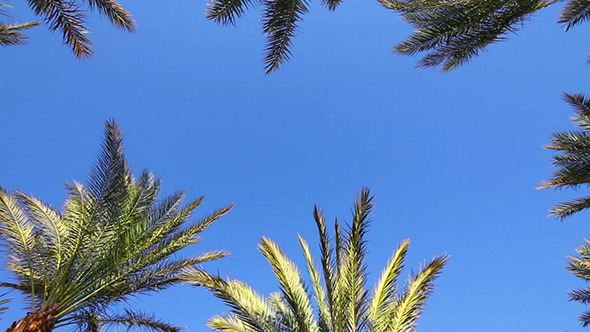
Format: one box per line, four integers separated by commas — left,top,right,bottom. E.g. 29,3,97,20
0,120,233,332
567,239,590,326
2,0,135,58
183,188,448,332
538,93,590,219
385,0,590,70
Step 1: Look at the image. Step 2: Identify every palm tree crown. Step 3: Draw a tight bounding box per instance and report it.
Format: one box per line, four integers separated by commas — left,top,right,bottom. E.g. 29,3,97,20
184,188,448,332
0,120,233,331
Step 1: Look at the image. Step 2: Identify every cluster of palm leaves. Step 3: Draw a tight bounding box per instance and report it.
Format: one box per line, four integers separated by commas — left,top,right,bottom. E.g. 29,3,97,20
386,0,590,70
0,120,233,331
184,188,448,332
539,93,590,220
0,0,134,58
205,0,341,73
539,94,590,326
567,240,590,327
203,0,590,73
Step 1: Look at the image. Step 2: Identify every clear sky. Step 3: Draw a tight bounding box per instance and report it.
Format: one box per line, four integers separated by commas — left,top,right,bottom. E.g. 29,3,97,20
1,0,590,331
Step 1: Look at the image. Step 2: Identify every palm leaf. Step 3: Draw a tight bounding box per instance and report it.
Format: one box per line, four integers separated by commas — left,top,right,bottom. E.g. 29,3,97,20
261,0,309,73
558,0,590,30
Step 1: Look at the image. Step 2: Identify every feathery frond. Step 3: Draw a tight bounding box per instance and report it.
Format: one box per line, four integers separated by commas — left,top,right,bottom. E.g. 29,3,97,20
568,239,590,326
558,0,590,30
540,93,590,220
389,0,554,70
186,188,447,332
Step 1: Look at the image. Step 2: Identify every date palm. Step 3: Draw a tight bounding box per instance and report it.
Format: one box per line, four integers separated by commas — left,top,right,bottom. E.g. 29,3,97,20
0,120,233,332
1,0,135,58
184,188,447,332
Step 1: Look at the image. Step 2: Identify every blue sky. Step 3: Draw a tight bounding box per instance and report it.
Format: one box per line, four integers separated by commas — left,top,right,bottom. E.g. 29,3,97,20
1,0,590,331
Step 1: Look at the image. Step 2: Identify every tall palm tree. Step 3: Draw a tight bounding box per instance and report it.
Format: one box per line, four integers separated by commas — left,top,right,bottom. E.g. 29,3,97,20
0,120,233,332
184,188,448,332
2,0,135,58
385,0,590,70
539,93,590,219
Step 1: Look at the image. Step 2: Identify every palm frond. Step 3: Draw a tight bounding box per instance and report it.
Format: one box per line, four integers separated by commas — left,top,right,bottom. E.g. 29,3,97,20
387,254,448,332
26,0,93,58
0,21,40,45
540,93,590,220
259,236,317,332
205,0,256,25
261,0,309,74
83,0,136,31
298,235,331,331
391,0,555,70
182,267,275,332
558,0,590,30
368,239,409,332
567,239,590,327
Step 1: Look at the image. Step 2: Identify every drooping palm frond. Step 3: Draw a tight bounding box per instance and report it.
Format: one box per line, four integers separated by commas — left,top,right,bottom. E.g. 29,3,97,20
261,0,309,74
558,0,590,30
185,188,448,332
386,0,554,70
539,93,590,220
0,120,233,331
567,239,590,326
205,0,310,74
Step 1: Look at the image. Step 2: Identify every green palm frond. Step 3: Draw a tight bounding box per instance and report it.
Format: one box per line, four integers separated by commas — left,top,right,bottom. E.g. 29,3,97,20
83,0,135,31
183,267,276,332
26,0,94,58
0,21,40,46
540,93,590,220
0,120,232,330
568,239,590,326
258,237,317,332
389,0,554,70
261,0,309,74
205,0,256,25
558,0,590,30
186,188,447,332
386,255,447,332
2,0,136,58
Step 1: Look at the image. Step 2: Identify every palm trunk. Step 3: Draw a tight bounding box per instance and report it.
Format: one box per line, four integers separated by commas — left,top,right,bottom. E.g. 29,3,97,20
6,306,58,332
